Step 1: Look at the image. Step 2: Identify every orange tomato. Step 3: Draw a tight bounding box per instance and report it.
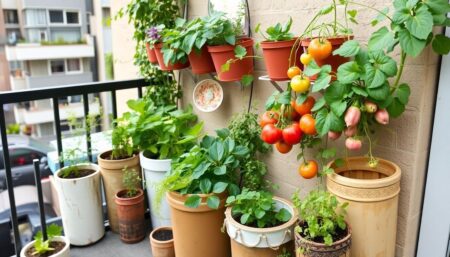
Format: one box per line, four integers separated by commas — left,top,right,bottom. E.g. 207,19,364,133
308,38,332,61
299,160,318,179
299,114,317,135
275,140,293,154
287,66,302,79
292,96,315,116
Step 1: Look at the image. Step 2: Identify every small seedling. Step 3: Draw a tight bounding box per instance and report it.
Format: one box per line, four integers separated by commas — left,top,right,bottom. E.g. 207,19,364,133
32,224,63,255
123,168,141,198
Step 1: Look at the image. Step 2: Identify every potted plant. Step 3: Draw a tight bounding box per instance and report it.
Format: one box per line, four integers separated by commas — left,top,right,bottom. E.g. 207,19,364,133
145,25,162,64
126,98,203,228
224,189,297,257
292,190,351,257
156,20,191,71
155,129,249,257
98,117,140,233
257,17,303,81
20,224,70,257
149,227,175,257
115,168,146,243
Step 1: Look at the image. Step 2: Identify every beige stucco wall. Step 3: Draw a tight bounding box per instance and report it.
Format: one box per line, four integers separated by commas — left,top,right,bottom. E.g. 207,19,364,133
110,1,439,256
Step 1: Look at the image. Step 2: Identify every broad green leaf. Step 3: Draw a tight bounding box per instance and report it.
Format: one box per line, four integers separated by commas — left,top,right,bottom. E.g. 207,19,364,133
200,179,212,194
209,142,224,161
315,109,345,136
234,45,247,59
365,64,387,89
233,146,249,156
396,83,411,105
193,162,211,179
330,101,347,117
393,7,410,24
371,7,389,26
324,82,350,103
368,27,395,51
424,0,450,15
303,60,321,76
296,94,308,105
213,182,228,193
240,213,250,224
207,195,220,209
228,184,240,196
337,61,361,84
216,128,230,138
311,97,326,112
312,73,331,92
322,148,337,159
405,5,433,40
255,209,266,219
241,75,254,86
213,165,227,175
387,97,406,117
320,5,334,15
367,83,390,100
333,40,360,57
278,91,292,105
351,86,368,97
275,208,292,222
221,61,230,72
225,34,235,45
432,35,450,55
398,29,426,57
185,195,201,208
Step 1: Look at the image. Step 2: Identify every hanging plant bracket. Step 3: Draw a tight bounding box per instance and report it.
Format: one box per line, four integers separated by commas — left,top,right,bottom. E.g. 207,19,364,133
258,75,286,93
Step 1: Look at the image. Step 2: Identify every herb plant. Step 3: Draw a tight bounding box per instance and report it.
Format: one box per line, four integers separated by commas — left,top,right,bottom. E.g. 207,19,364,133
123,168,141,198
111,118,135,160
32,224,63,255
226,189,292,228
255,17,294,42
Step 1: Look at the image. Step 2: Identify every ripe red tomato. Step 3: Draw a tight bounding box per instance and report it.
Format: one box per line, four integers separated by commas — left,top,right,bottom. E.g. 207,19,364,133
275,140,293,154
299,160,318,179
299,114,317,135
259,111,279,128
282,123,302,145
261,124,282,144
293,96,315,116
308,38,332,61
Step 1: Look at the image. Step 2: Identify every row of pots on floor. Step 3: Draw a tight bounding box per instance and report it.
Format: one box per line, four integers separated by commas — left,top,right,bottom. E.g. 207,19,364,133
146,36,351,82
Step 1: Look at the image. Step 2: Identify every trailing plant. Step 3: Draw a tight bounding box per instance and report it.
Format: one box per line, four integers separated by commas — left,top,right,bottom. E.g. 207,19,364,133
155,129,249,210
122,168,141,198
292,190,348,246
226,189,292,228
255,17,294,42
32,224,63,255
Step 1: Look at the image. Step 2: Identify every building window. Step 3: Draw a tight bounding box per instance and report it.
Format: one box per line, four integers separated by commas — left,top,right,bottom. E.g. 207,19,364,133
24,9,47,26
66,11,79,24
49,10,64,24
4,9,19,24
49,59,83,75
66,59,81,73
50,60,65,74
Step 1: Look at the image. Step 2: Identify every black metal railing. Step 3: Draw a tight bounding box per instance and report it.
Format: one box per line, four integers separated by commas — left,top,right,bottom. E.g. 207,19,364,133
0,78,146,256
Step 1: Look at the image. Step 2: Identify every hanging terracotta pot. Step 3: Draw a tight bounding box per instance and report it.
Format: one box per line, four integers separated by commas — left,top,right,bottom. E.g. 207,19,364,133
154,43,190,71
301,36,353,80
295,221,351,257
167,191,230,257
149,227,175,257
261,38,303,81
207,38,254,82
188,46,216,74
327,156,401,257
98,150,141,233
20,236,70,257
146,43,158,64
115,188,146,244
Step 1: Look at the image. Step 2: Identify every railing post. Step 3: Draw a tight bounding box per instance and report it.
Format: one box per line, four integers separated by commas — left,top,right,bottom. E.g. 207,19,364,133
111,90,117,121
52,98,64,169
83,94,92,162
33,159,47,241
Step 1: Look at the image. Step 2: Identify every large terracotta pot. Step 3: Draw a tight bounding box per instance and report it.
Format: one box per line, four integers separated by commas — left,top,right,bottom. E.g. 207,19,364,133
188,46,216,74
225,197,297,257
295,221,352,257
98,150,141,233
327,157,401,257
154,43,190,71
207,38,254,82
167,191,230,257
20,236,70,257
54,164,104,246
301,36,353,80
149,227,175,257
115,188,146,244
261,38,303,81
146,43,158,64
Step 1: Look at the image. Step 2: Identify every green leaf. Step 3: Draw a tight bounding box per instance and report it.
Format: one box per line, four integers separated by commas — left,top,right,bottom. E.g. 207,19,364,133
185,195,201,208
322,148,337,159
365,64,387,89
387,97,406,117
337,61,361,84
225,34,235,45
193,162,210,179
221,61,231,72
46,224,62,238
324,82,350,104
234,45,247,59
320,5,334,15
213,182,228,193
233,146,249,156
214,165,227,175
311,97,326,112
333,40,360,57
303,60,321,76
216,128,230,138
405,5,433,40
209,142,224,162
367,83,390,100
371,7,389,26
241,75,254,86
432,35,450,55
240,213,251,224
207,195,220,209
255,209,266,219
200,179,212,194
278,91,292,105
334,158,345,167
424,0,450,15
275,208,292,222
315,109,345,136
398,29,426,57
396,83,411,105
368,27,395,51
255,23,261,33
330,101,347,117
351,86,368,97
312,73,331,92
228,184,240,196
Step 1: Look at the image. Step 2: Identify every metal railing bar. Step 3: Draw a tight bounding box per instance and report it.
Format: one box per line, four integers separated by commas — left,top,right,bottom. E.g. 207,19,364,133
52,97,64,169
138,86,143,98
111,90,118,121
33,159,47,241
0,105,22,253
83,94,92,162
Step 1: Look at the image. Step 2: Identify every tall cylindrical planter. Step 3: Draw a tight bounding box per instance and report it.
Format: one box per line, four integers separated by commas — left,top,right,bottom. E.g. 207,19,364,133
167,192,230,257
225,197,297,257
150,227,175,257
115,188,146,244
98,150,141,233
20,236,70,257
54,164,105,246
140,152,172,228
327,156,401,257
261,38,303,81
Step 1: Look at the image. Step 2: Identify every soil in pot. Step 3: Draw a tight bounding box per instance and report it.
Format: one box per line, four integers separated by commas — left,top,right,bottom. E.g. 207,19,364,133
154,43,190,71
150,227,175,257
152,229,173,241
297,221,347,244
57,169,94,179
25,241,66,257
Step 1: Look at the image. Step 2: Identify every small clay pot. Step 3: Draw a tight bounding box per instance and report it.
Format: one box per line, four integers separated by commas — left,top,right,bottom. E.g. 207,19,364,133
261,38,303,81
188,46,216,74
149,227,175,257
154,43,190,71
146,43,158,64
115,188,146,244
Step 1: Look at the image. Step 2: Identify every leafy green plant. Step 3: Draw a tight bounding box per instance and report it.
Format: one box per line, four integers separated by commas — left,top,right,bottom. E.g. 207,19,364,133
255,17,294,42
111,117,135,160
292,190,348,246
156,129,249,210
226,189,292,228
277,248,292,257
6,123,20,134
32,224,63,255
122,168,141,198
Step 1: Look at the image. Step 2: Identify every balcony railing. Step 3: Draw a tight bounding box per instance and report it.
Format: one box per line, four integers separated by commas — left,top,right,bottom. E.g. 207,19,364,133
0,78,146,256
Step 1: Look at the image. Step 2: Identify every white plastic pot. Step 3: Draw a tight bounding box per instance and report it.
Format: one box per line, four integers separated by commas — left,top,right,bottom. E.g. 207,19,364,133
225,197,297,248
54,164,105,246
20,236,70,257
140,152,172,228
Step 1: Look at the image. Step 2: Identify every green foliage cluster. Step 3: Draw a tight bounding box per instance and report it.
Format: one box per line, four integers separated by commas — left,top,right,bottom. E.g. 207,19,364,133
123,168,141,198
226,189,292,228
32,224,63,255
255,17,294,42
6,124,20,135
111,117,135,160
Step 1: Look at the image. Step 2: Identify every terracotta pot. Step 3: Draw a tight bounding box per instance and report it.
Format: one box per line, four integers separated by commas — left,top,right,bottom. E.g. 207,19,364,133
327,156,401,257
301,36,353,80
115,188,146,244
98,150,141,233
261,38,303,81
167,191,230,257
154,43,190,71
20,236,70,257
188,46,216,74
149,227,175,257
146,43,158,64
225,196,297,257
207,38,254,82
295,221,351,257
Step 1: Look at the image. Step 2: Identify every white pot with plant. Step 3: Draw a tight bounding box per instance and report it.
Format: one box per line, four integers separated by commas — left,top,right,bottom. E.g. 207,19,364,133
20,224,70,257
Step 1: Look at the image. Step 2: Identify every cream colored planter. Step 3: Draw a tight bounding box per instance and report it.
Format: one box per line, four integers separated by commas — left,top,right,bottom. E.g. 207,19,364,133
54,164,105,246
225,196,297,256
327,156,401,257
20,236,70,257
140,152,172,228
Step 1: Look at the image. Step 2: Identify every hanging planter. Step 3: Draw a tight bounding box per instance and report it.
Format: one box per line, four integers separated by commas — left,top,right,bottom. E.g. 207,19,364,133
261,38,303,81
188,46,216,74
115,188,146,243
154,43,190,71
146,43,158,64
54,163,105,246
327,157,401,257
149,227,175,257
207,38,254,82
20,236,70,257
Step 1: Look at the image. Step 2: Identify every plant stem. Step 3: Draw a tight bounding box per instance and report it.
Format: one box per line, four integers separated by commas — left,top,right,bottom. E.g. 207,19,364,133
391,51,407,93
332,0,337,35
347,1,393,22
